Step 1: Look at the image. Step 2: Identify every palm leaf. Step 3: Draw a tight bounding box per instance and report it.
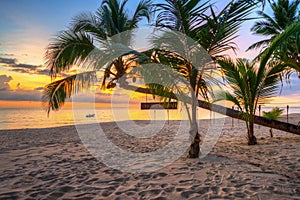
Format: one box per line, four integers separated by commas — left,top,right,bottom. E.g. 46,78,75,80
196,0,257,58
45,30,95,79
71,12,107,42
43,71,97,114
259,21,300,72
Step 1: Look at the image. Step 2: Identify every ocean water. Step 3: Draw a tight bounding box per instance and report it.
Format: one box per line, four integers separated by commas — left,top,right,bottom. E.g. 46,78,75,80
0,106,208,130
0,106,299,130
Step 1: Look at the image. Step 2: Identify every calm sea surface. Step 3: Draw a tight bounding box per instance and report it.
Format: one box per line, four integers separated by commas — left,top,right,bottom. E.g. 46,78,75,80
0,106,299,130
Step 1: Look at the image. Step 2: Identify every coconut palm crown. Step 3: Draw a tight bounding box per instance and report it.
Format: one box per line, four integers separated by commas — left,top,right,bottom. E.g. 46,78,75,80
43,0,153,114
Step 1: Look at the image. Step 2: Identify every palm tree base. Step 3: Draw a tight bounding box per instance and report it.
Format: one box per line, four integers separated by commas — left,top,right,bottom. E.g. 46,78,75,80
248,136,257,145
188,132,200,158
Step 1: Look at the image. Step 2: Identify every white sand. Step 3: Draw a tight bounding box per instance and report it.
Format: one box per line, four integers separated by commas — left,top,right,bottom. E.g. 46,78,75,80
0,115,299,199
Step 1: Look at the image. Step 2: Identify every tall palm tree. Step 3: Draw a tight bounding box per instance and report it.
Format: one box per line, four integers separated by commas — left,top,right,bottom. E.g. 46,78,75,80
217,58,286,144
154,0,210,158
154,0,257,157
43,0,152,113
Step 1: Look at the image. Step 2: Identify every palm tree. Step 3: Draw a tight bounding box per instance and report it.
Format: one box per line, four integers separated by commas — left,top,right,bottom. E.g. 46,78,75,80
154,0,210,158
154,0,257,157
217,58,286,144
263,107,284,137
43,0,153,113
197,20,300,136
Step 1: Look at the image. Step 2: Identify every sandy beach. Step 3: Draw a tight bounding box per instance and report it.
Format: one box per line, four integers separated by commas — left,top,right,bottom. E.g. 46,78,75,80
0,115,299,200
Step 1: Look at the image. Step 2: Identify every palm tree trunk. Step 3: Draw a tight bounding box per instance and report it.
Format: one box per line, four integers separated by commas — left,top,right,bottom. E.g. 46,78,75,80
198,100,300,135
248,121,257,145
188,130,200,158
188,103,200,158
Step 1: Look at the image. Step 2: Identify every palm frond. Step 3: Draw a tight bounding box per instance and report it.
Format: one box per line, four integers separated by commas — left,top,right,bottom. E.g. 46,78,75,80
246,39,271,51
42,71,97,114
71,12,107,42
155,0,209,33
217,58,284,117
260,21,300,71
129,0,153,27
248,0,300,53
262,107,284,120
196,0,257,58
45,30,95,79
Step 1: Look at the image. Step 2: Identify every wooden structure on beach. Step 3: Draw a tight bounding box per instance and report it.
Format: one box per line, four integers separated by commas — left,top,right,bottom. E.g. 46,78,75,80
140,102,178,110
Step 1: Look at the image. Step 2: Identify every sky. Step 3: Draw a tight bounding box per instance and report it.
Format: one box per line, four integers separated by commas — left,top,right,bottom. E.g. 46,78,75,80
0,0,299,108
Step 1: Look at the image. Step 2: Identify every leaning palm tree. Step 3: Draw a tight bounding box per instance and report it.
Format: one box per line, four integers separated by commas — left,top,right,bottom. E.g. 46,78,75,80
154,0,210,158
43,0,153,113
217,58,286,144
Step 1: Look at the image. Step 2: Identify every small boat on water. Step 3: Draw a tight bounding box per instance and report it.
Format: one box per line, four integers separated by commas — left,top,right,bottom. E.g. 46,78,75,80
86,114,95,118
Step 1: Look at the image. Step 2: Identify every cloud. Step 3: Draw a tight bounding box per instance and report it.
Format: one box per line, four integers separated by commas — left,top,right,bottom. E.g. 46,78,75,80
0,89,42,101
17,63,38,70
11,68,29,73
34,87,44,91
0,74,131,103
0,57,17,65
0,56,50,76
0,74,12,91
0,74,42,101
0,53,14,57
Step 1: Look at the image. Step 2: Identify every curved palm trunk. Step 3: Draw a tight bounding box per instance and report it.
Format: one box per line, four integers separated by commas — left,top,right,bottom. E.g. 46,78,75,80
120,84,300,136
198,100,300,135
122,84,300,134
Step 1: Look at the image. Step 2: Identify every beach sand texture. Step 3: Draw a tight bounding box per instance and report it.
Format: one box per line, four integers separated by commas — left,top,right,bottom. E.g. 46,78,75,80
0,115,299,199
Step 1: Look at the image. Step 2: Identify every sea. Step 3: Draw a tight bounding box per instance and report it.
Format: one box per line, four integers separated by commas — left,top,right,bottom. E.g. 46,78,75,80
0,106,299,130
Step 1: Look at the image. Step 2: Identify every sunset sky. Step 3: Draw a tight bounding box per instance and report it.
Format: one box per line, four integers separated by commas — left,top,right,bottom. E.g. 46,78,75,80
0,0,299,108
